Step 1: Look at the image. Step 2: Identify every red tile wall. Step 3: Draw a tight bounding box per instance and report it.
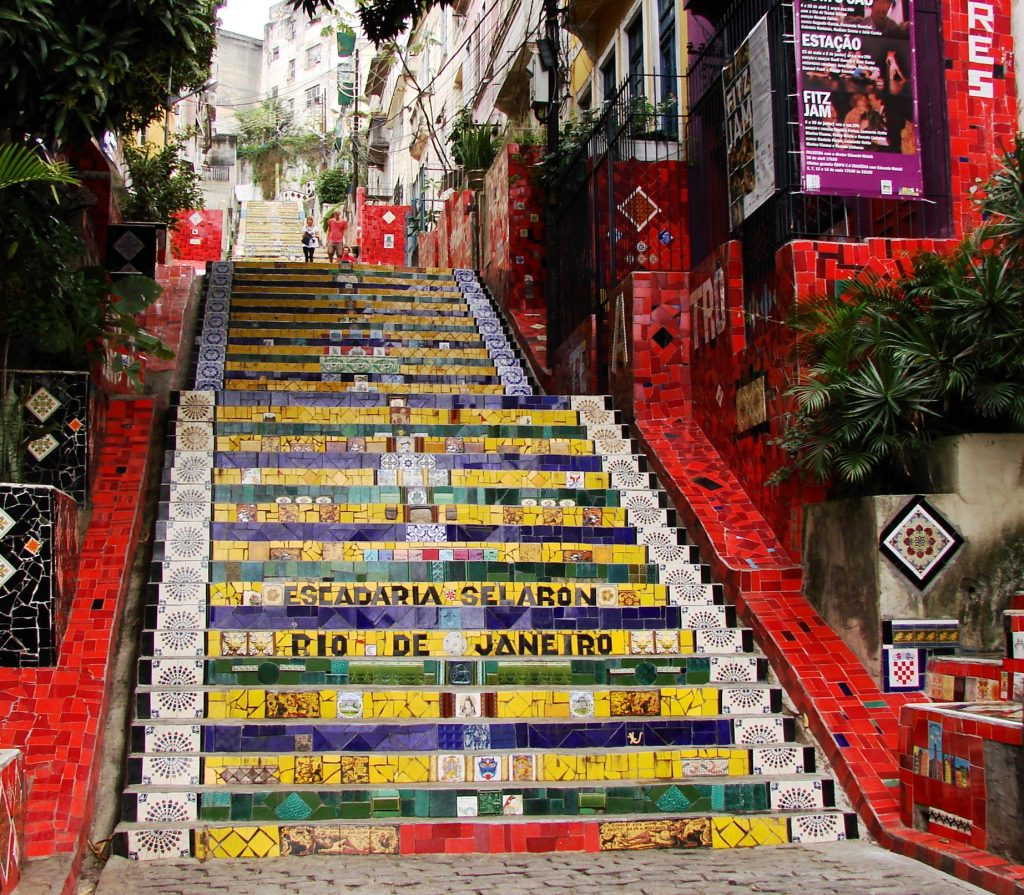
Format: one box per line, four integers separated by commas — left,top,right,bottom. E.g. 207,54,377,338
481,145,547,312
170,209,223,263
0,751,24,895
898,703,1023,852
359,205,410,266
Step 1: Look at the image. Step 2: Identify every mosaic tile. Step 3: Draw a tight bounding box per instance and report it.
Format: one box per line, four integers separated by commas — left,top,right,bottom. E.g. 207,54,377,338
879,496,964,589
111,259,864,864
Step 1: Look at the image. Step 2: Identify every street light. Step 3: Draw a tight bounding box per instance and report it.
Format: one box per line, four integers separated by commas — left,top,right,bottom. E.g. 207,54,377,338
164,78,218,145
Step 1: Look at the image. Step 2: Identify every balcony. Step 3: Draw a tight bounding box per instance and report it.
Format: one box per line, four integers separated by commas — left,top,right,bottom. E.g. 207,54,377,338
367,115,389,168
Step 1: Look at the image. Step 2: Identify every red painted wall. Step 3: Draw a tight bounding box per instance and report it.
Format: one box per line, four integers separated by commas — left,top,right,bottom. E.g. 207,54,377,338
170,209,223,263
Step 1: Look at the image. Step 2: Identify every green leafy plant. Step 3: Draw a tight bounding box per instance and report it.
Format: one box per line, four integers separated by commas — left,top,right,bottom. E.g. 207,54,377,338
448,108,498,172
0,152,171,481
0,0,217,149
772,138,1024,493
118,134,205,228
237,99,328,199
317,166,353,205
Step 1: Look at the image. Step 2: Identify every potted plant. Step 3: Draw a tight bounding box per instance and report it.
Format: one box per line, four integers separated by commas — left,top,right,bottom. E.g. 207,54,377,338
448,108,498,190
117,133,205,263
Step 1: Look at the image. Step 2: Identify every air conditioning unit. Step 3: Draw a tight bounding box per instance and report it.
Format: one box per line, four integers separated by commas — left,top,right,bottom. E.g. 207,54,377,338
529,52,550,112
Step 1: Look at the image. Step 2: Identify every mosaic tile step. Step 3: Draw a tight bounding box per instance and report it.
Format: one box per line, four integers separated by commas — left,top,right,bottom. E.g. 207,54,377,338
229,336,493,352
131,715,795,756
200,503,666,531
143,654,762,688
224,345,495,363
206,390,594,410
228,322,486,339
195,541,689,567
227,308,479,325
223,381,510,396
225,343,496,361
163,606,732,633
189,559,681,586
202,436,631,458
232,266,459,279
143,781,839,822
193,423,611,443
199,486,656,509
195,580,713,609
113,811,857,860
230,292,468,306
143,627,754,660
195,524,680,553
208,406,614,426
124,745,811,789
223,364,501,381
135,683,782,723
202,452,643,476
199,467,647,493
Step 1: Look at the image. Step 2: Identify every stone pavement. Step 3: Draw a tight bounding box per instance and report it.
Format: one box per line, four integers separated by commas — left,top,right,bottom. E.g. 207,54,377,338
93,841,987,894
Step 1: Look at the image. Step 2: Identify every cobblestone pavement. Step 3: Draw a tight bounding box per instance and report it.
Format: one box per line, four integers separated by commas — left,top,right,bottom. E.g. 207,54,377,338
92,841,987,895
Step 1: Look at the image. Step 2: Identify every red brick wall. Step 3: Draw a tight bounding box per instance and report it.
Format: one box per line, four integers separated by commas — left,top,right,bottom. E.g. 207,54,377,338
170,209,223,263
359,204,410,266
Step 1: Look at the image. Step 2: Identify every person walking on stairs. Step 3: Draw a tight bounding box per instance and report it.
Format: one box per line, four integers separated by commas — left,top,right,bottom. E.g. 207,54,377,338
300,215,319,262
325,210,349,263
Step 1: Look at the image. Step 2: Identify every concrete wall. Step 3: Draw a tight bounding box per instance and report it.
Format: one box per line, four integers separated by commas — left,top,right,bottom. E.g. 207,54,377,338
805,434,1024,678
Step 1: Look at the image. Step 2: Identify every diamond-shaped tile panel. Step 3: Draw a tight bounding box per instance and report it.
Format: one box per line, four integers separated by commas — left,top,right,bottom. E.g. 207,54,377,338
0,509,14,540
879,496,963,589
382,211,396,224
25,387,61,421
618,187,661,230
113,230,145,261
0,554,15,588
26,434,59,461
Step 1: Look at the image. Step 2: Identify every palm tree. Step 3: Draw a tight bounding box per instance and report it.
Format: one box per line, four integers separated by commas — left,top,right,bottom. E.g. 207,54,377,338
0,142,78,193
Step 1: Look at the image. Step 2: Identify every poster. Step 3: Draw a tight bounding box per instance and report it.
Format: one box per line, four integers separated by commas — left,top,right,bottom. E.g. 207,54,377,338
793,0,923,199
723,15,776,227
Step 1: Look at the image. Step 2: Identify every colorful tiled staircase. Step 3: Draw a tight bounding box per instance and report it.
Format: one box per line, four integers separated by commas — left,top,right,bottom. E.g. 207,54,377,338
113,243,857,859
231,200,305,262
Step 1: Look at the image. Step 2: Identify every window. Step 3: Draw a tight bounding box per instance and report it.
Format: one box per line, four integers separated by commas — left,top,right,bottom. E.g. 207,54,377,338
282,98,295,118
658,0,678,127
627,15,645,99
287,59,296,81
600,55,616,104
283,17,296,40
577,83,593,111
305,44,321,68
271,86,279,98
271,46,280,60
305,85,322,107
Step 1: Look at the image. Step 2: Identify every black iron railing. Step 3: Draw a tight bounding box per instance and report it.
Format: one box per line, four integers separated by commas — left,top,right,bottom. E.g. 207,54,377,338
550,72,687,376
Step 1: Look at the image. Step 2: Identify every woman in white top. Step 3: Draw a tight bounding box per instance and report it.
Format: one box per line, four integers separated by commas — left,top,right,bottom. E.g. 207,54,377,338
300,215,319,262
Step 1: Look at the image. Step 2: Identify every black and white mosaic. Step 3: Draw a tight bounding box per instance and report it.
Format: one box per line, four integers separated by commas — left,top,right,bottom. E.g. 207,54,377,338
0,484,78,666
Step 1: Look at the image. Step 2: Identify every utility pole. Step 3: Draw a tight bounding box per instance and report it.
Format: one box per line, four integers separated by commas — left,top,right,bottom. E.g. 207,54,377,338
352,48,360,191
544,0,559,160
543,0,559,370
163,67,174,146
